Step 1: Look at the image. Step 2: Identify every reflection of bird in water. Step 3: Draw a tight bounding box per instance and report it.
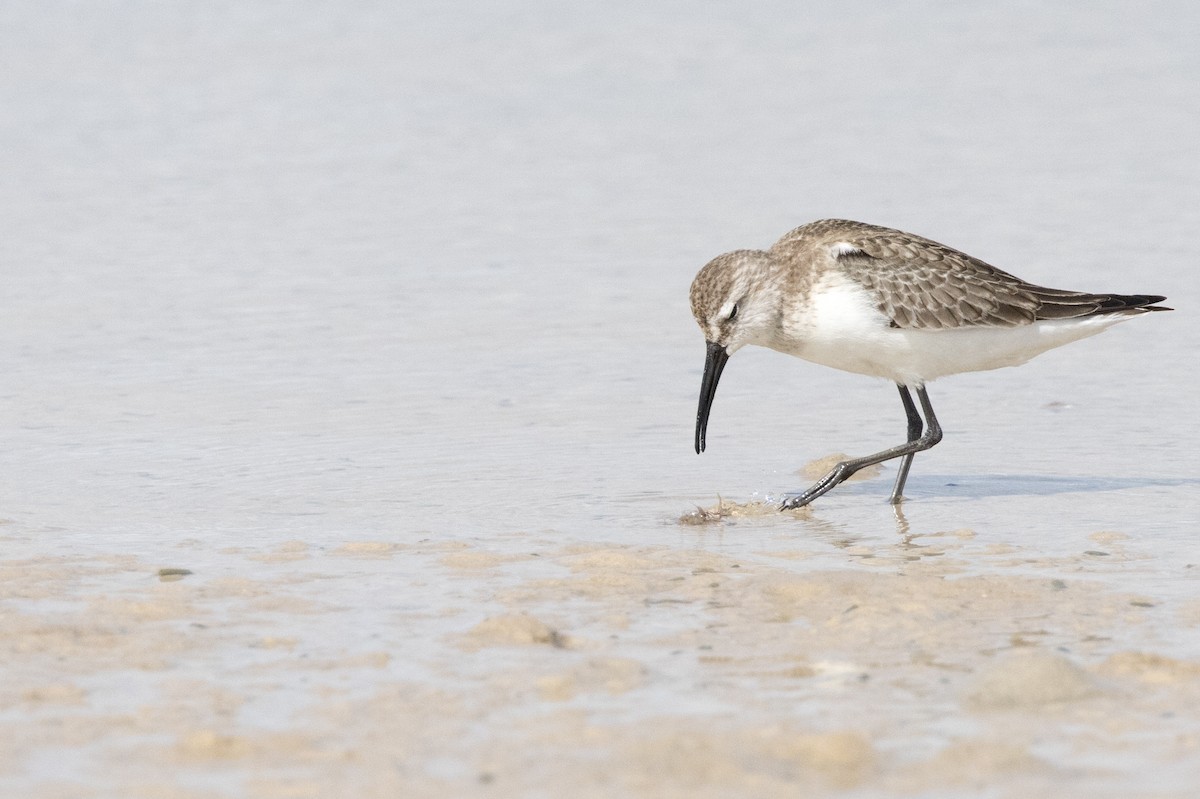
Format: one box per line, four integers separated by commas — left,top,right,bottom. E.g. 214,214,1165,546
892,503,911,540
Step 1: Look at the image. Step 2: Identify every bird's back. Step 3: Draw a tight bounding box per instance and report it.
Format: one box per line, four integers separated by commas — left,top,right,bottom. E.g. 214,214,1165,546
768,219,1169,331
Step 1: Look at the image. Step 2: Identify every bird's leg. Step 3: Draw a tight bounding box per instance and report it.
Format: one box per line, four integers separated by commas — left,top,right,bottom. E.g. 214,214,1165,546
780,385,942,510
889,384,924,504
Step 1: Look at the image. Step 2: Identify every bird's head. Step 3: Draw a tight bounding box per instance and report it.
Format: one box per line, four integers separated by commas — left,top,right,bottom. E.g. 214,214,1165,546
688,249,783,454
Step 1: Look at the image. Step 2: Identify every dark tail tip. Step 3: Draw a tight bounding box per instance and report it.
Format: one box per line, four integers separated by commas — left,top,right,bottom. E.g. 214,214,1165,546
1104,294,1171,313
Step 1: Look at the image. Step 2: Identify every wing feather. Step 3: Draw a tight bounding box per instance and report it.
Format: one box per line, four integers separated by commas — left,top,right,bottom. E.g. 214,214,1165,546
771,219,1169,330
826,225,1150,329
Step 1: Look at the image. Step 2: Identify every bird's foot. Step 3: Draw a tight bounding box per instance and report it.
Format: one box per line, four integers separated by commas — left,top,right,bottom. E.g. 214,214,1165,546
779,492,816,510
779,462,858,511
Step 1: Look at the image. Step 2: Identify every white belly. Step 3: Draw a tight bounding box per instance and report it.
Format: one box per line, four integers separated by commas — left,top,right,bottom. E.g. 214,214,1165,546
776,275,1133,385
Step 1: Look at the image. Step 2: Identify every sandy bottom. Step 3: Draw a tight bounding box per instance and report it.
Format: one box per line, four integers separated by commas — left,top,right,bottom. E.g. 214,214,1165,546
3,512,1200,798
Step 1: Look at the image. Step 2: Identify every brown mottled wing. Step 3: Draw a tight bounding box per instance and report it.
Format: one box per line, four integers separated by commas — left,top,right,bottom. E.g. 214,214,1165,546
833,231,1039,329
827,225,1164,329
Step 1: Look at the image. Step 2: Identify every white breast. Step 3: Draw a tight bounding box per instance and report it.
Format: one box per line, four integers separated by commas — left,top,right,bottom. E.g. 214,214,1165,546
776,272,1133,385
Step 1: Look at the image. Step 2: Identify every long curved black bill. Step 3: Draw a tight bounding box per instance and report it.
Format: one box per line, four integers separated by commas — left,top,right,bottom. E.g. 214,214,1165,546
695,340,729,454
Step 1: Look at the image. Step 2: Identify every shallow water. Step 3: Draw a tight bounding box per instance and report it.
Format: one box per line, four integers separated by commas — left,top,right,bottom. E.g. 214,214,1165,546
2,2,1200,797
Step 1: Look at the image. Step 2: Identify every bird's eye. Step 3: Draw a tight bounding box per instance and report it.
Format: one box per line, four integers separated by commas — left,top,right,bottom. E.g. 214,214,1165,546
728,303,739,321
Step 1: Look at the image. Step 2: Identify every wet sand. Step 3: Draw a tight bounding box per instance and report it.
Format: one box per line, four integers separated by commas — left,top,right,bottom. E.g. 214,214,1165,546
4,499,1200,797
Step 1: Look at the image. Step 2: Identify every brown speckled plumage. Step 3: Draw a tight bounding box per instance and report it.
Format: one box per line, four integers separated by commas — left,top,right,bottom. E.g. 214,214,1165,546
769,219,1168,330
